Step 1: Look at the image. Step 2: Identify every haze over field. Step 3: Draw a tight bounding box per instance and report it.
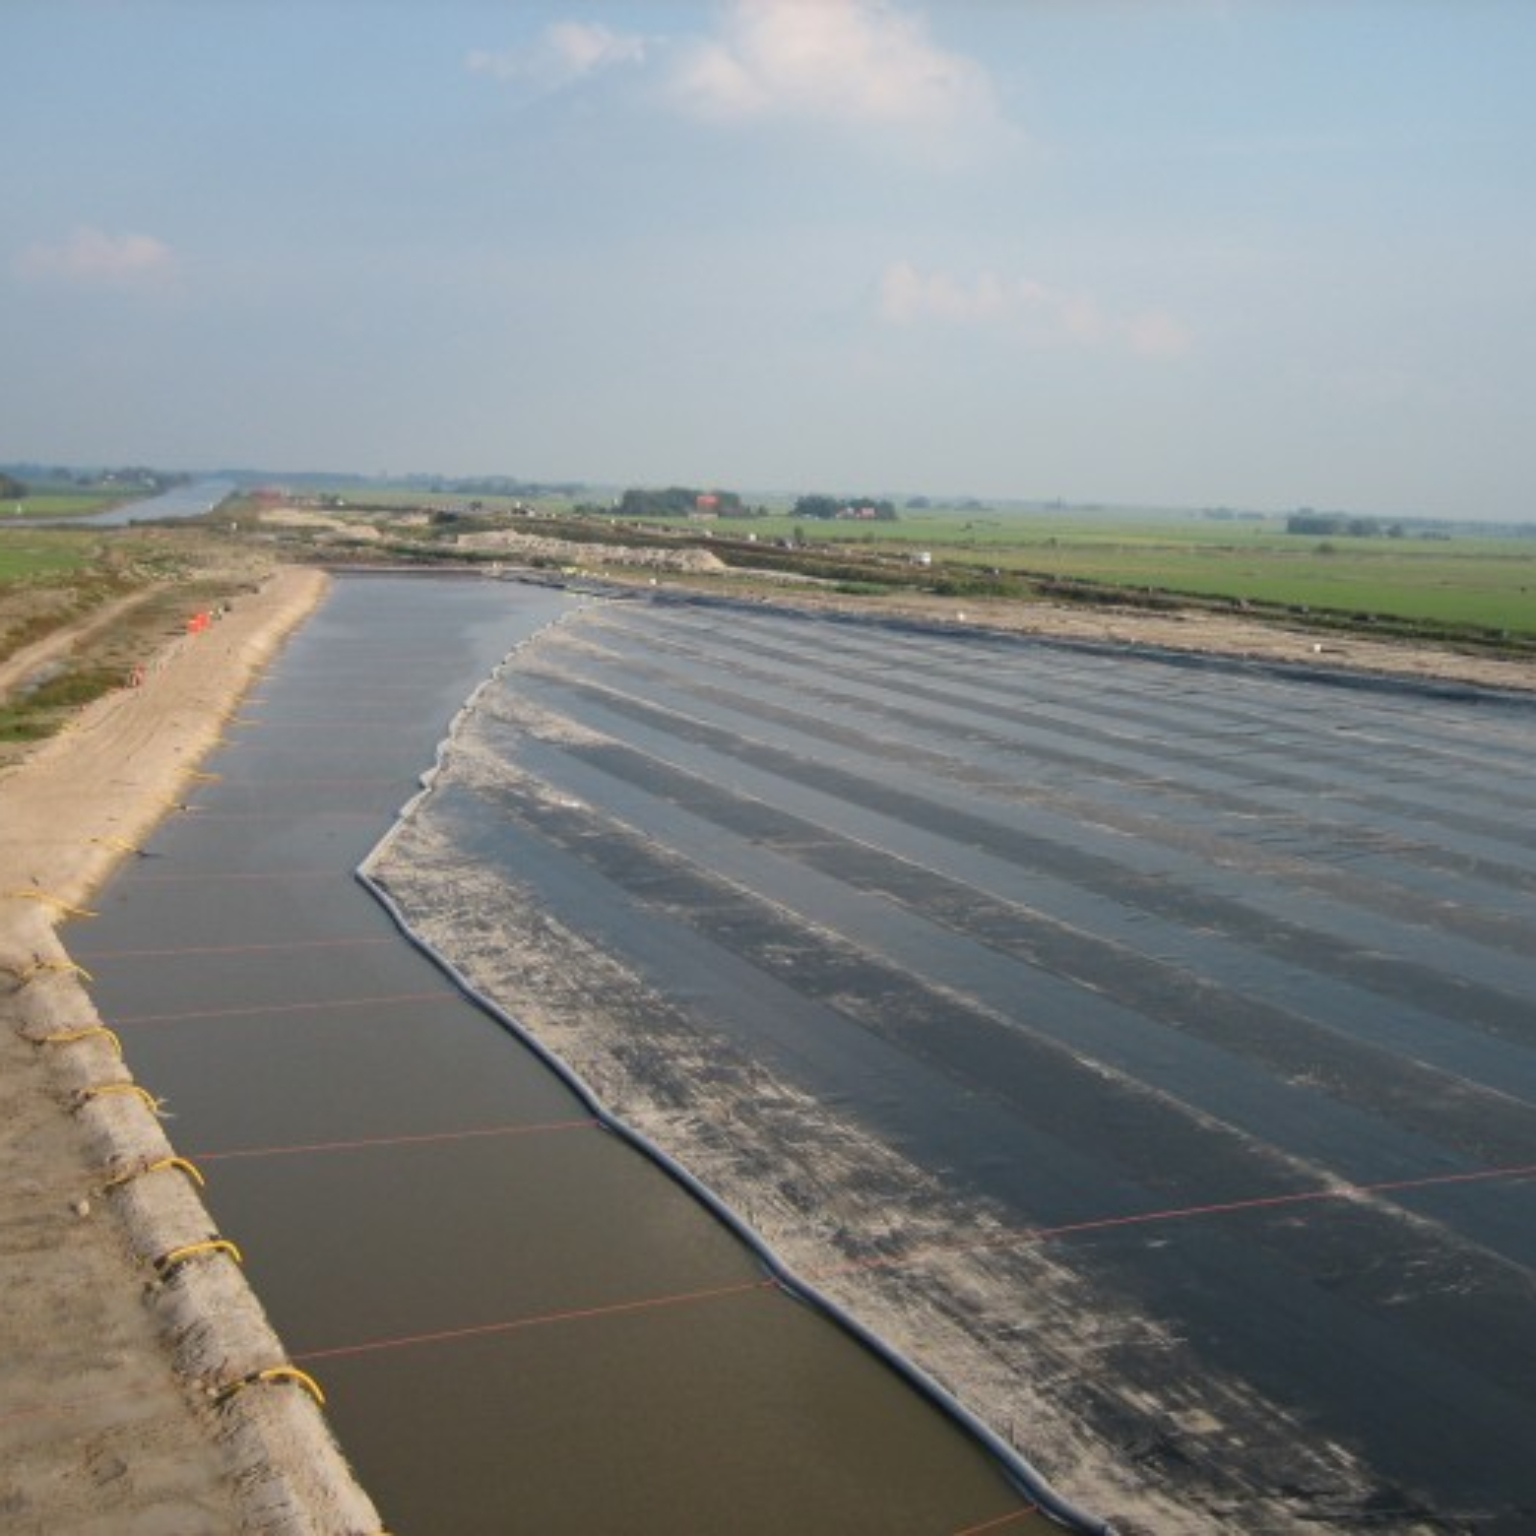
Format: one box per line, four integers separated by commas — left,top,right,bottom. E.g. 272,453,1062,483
4,1,1532,520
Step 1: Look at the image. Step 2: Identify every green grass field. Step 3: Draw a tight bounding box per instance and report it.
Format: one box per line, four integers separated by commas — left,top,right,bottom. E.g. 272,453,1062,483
684,510,1536,637
0,529,98,580
5,490,128,520
255,486,1536,641
0,526,263,759
295,488,587,517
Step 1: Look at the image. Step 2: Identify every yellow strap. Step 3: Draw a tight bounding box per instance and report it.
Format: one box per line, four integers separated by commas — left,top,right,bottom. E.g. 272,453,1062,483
215,1364,325,1409
76,1082,167,1117
20,958,94,983
103,1155,206,1192
155,1237,244,1275
40,1024,123,1057
6,889,99,919
91,835,141,855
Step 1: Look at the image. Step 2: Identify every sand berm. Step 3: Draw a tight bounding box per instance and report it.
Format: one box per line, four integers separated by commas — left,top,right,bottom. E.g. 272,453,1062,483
0,566,383,1536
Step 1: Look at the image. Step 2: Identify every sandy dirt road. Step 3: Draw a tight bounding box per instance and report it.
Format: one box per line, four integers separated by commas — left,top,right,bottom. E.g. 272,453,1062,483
0,591,154,702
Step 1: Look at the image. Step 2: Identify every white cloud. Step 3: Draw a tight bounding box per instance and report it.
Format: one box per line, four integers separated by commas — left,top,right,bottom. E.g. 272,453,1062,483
671,0,1006,140
15,227,177,288
1125,308,1194,359
467,21,645,91
879,261,1192,357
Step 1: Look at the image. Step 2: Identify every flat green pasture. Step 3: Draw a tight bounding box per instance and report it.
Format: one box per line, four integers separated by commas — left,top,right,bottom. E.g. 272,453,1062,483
296,488,584,516
0,529,95,580
7,490,126,519
960,534,1534,633
704,512,1536,635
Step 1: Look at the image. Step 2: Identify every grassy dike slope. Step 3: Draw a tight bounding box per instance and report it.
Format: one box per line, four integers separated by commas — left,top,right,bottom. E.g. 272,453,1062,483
0,565,382,1535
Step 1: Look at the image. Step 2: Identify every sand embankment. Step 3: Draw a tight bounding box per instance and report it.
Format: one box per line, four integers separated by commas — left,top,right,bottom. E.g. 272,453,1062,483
658,582,1536,696
0,565,383,1534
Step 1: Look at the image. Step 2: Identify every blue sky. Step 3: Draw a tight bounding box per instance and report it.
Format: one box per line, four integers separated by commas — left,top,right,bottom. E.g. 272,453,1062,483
3,1,1532,517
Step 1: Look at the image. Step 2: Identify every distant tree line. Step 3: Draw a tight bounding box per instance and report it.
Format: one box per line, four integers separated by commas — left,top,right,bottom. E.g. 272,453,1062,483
1286,508,1536,539
905,495,987,511
1,464,184,495
616,486,748,517
792,494,898,521
1287,510,1404,538
403,473,587,498
0,472,27,500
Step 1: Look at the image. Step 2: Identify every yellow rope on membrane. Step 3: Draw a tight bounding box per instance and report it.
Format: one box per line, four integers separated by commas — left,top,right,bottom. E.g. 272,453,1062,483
91,835,142,855
214,1364,325,1408
149,1155,206,1188
155,1237,243,1277
188,770,221,782
103,1155,206,1192
39,1024,123,1057
8,957,93,984
75,1082,167,1117
18,957,95,984
6,889,98,919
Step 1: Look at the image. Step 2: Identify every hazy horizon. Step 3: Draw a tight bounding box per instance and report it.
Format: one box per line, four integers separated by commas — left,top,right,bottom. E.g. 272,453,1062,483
5,2,1533,522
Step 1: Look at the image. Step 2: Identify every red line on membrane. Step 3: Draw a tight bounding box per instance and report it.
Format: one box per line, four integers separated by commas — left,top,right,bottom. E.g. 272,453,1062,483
286,1161,1536,1366
193,1118,600,1163
4,1161,1529,1431
112,990,457,1025
76,936,397,961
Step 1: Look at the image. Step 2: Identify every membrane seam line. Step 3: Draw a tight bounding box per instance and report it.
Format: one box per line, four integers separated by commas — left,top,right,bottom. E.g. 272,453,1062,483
951,1508,1039,1535
272,1158,1536,1367
164,811,390,822
112,990,458,1025
192,1118,601,1162
76,937,399,961
293,1277,776,1363
209,777,404,787
183,1124,1536,1215
803,1158,1536,1285
131,869,344,884
225,720,418,730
